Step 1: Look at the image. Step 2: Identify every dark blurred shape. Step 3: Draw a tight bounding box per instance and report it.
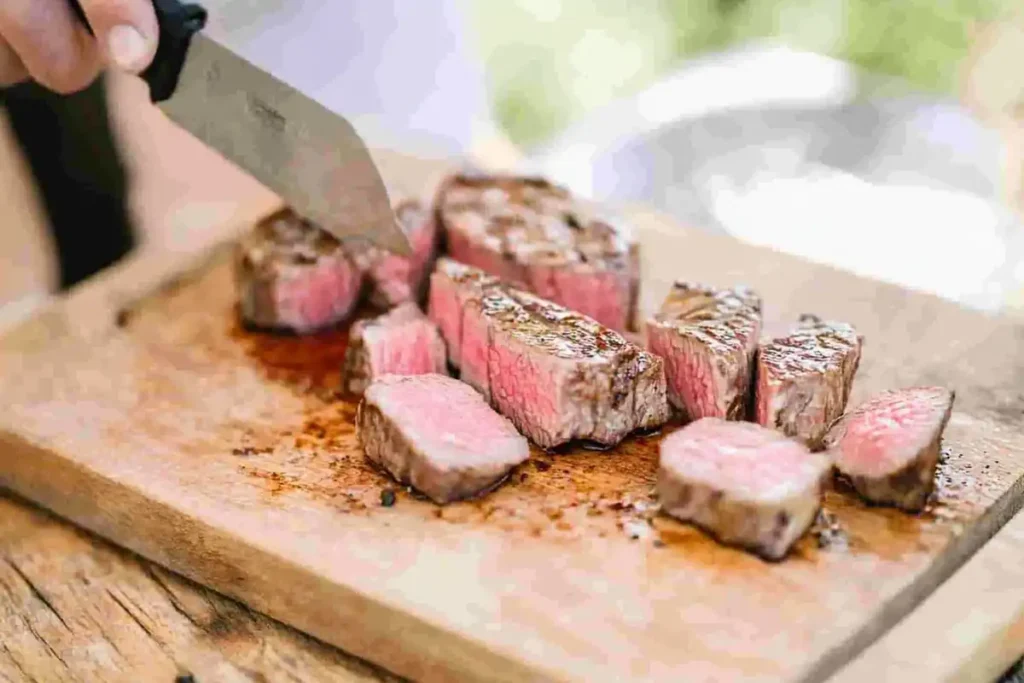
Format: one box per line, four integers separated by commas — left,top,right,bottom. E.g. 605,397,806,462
1000,655,1024,683
1,75,134,290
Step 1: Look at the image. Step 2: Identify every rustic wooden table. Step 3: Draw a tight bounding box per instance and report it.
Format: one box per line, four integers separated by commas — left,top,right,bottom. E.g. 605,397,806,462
0,493,399,682
0,75,1021,683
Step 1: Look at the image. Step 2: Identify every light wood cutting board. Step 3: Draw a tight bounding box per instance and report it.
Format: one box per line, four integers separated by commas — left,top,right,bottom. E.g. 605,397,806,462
1,157,1023,682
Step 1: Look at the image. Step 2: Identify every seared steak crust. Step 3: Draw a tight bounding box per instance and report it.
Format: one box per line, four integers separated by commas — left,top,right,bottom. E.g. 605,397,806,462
235,209,362,334
755,315,862,449
428,258,669,449
435,173,640,331
646,282,762,421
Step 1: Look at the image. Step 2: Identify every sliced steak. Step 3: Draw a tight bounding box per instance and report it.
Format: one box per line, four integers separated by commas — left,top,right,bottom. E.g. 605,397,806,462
351,200,438,309
824,386,954,512
646,282,762,421
658,418,830,561
343,303,448,395
435,173,640,331
235,209,363,334
755,315,863,449
358,374,530,504
427,257,502,369
428,259,669,449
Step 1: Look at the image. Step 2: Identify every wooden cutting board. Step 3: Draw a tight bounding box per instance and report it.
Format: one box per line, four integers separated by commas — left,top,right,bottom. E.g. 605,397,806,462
1,158,1023,682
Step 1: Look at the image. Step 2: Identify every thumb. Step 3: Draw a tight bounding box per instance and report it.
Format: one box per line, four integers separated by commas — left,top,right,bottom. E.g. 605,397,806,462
0,35,28,87
77,0,158,74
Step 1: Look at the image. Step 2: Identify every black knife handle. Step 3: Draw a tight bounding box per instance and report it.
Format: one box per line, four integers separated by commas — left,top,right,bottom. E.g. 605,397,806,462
68,0,207,102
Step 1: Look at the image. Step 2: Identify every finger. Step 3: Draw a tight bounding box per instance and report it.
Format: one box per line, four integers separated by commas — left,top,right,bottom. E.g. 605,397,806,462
77,0,158,74
0,35,28,87
0,0,101,94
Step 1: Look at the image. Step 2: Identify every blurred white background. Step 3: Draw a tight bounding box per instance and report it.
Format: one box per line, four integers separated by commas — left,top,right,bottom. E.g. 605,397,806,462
467,0,1024,313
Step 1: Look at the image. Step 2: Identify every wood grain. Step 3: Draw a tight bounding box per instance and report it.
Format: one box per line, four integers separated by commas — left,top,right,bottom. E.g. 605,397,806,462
0,172,1023,682
0,492,397,683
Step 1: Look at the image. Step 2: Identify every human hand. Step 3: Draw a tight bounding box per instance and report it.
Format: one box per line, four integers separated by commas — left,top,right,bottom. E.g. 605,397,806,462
0,0,157,93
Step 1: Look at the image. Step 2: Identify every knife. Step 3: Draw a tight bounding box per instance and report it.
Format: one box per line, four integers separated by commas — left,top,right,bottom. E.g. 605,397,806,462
69,0,411,255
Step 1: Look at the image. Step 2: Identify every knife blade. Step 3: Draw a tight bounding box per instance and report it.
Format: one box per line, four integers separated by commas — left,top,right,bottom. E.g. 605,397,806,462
69,0,411,255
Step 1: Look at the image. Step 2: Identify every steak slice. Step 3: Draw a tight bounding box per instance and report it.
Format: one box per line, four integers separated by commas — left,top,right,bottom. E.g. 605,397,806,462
646,282,762,421
235,209,363,334
427,258,502,369
428,258,670,449
435,173,640,331
351,200,439,309
358,374,530,504
755,315,863,449
342,303,448,395
658,418,830,561
824,386,955,512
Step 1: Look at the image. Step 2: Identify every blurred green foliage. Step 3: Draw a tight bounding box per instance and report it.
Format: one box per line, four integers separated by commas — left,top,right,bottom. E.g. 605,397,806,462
469,0,1017,147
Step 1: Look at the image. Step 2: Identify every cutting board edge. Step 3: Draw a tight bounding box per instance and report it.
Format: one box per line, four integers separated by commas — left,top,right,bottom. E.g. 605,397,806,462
809,474,1024,682
832,508,1024,682
0,206,272,361
0,429,569,683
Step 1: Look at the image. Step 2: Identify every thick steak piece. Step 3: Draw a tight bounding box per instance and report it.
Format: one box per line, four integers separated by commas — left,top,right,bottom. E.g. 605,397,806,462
428,258,670,449
658,418,830,561
235,209,363,334
646,282,762,421
435,173,640,331
824,386,955,512
351,200,438,309
343,303,448,395
358,374,530,504
755,315,863,449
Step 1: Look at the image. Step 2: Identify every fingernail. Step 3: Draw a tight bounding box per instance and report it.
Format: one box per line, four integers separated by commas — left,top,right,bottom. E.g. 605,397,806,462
107,24,149,72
